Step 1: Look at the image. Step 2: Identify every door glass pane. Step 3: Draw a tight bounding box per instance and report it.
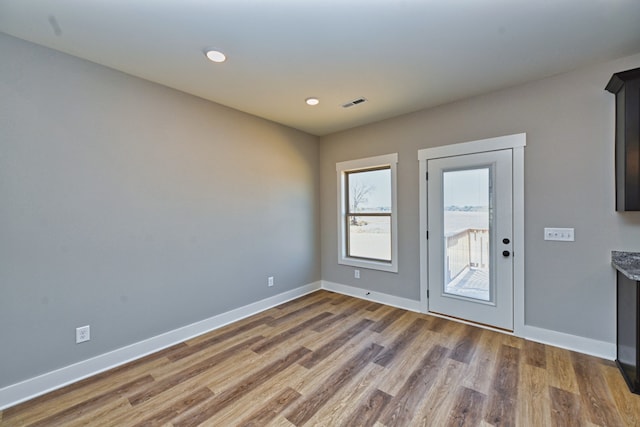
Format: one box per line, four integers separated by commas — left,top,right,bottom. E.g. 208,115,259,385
442,167,491,301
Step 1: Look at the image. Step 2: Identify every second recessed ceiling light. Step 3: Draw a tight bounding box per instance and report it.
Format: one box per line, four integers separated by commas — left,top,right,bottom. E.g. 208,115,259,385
305,97,319,106
205,49,226,63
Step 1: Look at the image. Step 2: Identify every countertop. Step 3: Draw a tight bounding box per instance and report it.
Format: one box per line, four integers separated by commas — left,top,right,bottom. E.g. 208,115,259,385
612,251,640,281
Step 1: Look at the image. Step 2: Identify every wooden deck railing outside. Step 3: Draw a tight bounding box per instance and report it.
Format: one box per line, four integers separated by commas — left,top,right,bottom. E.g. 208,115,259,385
445,228,489,283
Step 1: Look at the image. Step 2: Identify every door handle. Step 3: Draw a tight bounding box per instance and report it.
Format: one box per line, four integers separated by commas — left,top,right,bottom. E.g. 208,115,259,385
502,250,511,257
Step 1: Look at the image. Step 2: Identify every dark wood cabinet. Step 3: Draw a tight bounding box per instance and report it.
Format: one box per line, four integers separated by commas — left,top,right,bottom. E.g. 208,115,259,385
616,270,640,394
613,251,640,394
606,67,640,211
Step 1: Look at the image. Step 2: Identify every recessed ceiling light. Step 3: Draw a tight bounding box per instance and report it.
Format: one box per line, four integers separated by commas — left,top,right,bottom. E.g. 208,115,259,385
305,97,319,106
205,49,226,63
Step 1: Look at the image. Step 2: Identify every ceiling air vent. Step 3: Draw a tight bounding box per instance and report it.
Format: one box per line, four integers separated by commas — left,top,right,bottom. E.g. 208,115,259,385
341,97,367,108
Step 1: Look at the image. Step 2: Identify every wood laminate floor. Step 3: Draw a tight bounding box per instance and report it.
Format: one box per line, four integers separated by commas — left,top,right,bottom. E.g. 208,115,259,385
2,290,639,426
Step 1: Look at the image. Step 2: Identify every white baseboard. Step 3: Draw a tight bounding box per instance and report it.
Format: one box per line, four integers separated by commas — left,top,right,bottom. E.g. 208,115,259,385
321,280,616,360
522,325,616,360
0,281,322,411
320,280,423,312
1,280,616,410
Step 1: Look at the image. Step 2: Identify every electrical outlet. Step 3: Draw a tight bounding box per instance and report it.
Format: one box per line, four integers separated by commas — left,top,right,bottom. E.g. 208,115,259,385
354,269,360,279
268,276,274,287
76,325,90,343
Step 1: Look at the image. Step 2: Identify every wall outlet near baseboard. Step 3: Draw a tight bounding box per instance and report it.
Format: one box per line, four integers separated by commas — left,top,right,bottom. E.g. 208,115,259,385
76,325,90,343
268,276,274,287
354,269,360,279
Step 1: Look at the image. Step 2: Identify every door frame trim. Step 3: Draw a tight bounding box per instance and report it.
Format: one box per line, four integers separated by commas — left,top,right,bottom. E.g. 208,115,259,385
418,133,526,336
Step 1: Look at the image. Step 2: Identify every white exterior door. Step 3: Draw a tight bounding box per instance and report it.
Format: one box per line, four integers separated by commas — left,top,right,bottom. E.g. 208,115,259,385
427,149,514,330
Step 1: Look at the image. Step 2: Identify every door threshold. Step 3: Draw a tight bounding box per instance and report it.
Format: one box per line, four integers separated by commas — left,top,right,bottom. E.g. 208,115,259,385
427,310,514,335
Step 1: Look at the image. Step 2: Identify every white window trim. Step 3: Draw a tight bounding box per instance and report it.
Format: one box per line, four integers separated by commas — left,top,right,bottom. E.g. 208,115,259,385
336,153,398,273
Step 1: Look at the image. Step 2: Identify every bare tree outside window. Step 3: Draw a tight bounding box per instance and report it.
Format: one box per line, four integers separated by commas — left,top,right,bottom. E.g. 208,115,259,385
350,182,374,224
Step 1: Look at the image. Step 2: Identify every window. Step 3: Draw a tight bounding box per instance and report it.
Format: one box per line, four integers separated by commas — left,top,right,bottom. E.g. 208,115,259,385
336,153,398,272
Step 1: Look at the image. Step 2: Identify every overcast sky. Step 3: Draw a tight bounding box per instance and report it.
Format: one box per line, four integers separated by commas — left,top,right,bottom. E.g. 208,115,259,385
443,167,489,207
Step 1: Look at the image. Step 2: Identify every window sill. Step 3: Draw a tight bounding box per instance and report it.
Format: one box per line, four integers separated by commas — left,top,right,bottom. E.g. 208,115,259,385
339,257,398,273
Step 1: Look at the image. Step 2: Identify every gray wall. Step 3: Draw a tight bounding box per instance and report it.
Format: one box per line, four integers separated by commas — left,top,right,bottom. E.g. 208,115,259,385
0,34,320,388
320,52,640,344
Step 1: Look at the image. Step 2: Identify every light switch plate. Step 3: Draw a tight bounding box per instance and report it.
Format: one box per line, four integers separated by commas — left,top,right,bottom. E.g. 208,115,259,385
544,227,575,241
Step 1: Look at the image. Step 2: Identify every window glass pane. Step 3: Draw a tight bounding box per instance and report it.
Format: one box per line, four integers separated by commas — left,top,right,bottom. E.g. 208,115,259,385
442,167,491,301
347,168,391,214
348,215,391,261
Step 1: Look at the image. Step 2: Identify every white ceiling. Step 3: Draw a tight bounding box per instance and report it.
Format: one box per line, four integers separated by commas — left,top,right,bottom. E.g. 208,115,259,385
2,1,640,136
